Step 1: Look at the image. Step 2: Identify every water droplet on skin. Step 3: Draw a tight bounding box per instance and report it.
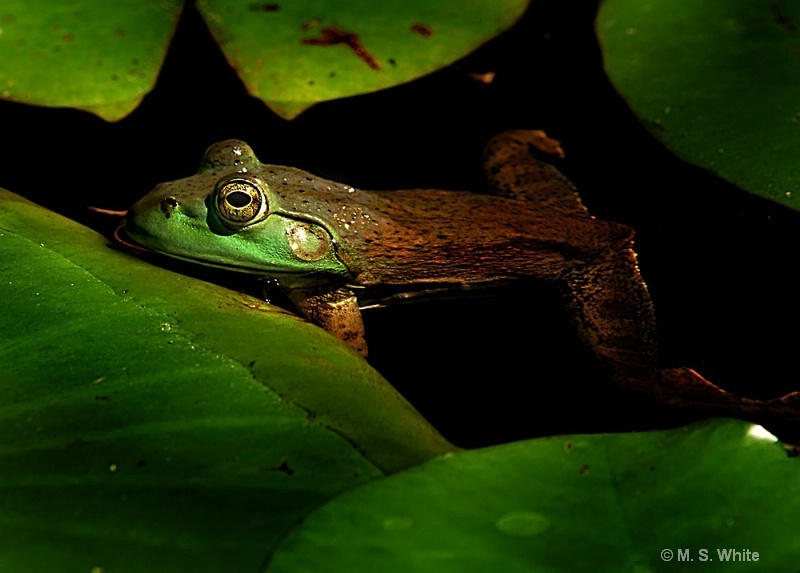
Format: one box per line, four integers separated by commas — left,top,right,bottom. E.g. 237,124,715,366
382,516,413,531
495,512,550,536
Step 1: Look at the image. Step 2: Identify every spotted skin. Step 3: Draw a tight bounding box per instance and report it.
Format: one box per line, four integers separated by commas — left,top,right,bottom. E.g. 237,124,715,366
121,131,800,432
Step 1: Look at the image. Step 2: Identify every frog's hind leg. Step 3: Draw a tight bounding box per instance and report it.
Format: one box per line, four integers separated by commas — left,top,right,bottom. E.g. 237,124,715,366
485,129,656,372
482,130,590,217
558,239,659,382
561,244,800,428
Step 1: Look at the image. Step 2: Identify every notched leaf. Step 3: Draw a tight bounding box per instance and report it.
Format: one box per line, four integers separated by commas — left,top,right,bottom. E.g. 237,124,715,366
197,0,531,118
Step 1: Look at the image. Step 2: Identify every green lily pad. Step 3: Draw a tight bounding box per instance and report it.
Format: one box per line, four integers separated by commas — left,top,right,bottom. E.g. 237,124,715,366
266,418,800,572
0,1,528,121
597,0,800,211
0,188,455,571
0,1,183,121
195,0,530,119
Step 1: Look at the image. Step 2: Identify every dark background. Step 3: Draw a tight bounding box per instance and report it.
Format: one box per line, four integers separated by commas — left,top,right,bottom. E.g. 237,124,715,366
2,0,799,447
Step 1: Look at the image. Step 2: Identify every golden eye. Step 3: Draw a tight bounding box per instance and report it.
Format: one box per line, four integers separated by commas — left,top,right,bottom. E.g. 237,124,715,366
216,178,267,225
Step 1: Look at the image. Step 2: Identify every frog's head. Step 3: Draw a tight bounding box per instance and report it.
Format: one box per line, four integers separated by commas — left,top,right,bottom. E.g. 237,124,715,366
121,140,353,289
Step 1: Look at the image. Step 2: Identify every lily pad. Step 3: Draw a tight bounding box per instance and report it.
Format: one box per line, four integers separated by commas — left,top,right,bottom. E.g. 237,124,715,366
0,188,455,571
266,418,800,572
597,0,800,211
196,0,530,118
0,1,183,121
0,1,529,121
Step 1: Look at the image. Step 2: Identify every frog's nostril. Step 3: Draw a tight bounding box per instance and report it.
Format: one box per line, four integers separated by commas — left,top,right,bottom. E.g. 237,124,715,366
160,197,179,217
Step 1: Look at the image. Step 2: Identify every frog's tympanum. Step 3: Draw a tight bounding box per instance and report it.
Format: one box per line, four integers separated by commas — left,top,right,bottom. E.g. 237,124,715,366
120,131,799,426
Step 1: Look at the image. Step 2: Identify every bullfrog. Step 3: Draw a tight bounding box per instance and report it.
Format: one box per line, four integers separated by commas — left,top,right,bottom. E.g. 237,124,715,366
119,130,799,425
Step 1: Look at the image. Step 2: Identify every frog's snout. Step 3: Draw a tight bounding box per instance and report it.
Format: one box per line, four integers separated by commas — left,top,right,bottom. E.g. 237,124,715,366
121,192,179,239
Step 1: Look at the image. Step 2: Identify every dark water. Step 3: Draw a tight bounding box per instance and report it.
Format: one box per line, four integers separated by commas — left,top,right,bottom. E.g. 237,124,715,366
2,1,798,447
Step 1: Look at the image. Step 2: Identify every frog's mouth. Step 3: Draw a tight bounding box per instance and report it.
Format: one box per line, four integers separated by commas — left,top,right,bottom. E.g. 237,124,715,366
113,224,154,254
114,222,340,289
87,205,155,255
116,223,267,272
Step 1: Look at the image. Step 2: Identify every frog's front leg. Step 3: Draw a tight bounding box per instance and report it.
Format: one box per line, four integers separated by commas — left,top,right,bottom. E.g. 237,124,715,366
288,288,368,356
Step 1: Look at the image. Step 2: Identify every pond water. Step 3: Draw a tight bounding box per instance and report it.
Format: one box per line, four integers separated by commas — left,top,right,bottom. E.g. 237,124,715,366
2,0,798,447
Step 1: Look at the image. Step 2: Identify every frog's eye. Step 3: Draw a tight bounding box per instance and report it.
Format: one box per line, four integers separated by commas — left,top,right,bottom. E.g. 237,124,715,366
215,178,267,227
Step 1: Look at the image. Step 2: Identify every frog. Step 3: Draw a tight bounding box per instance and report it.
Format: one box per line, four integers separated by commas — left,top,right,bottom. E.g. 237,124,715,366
119,130,799,428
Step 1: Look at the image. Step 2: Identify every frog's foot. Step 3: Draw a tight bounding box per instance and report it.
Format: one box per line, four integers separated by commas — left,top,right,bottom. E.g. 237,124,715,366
289,287,368,356
482,130,588,217
643,367,800,427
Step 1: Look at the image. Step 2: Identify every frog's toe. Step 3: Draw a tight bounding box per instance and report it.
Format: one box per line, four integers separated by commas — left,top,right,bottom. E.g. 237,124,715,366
765,390,800,421
489,130,566,159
